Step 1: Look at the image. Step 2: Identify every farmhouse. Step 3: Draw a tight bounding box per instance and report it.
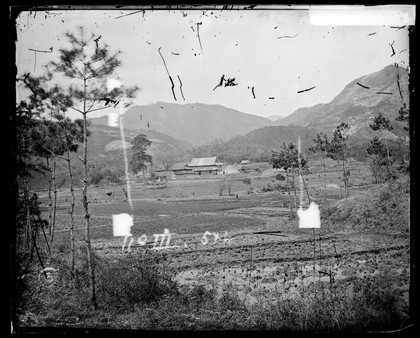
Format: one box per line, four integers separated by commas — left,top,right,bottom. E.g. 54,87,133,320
220,164,241,175
169,162,193,176
187,157,224,175
154,171,176,181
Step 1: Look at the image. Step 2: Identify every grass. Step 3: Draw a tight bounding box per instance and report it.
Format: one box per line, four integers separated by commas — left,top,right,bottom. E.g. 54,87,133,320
14,247,409,331
322,178,409,234
15,170,410,331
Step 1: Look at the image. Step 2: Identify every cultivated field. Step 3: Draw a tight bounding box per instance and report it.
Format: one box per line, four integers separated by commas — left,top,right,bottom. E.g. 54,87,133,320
38,158,410,326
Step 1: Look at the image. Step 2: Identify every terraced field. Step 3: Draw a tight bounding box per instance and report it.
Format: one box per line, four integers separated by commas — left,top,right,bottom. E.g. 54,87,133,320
46,173,409,314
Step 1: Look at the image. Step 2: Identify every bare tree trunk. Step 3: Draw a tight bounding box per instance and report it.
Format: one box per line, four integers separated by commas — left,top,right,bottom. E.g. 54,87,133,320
142,168,146,184
46,157,53,238
372,162,378,184
383,140,393,180
341,160,347,197
291,168,298,211
343,157,350,198
336,165,342,198
61,116,77,271
322,156,327,203
300,169,311,205
82,83,97,309
49,155,57,243
66,152,76,271
23,178,32,251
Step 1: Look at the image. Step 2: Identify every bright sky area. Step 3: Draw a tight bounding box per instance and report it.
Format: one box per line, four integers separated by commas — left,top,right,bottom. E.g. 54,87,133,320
15,5,414,120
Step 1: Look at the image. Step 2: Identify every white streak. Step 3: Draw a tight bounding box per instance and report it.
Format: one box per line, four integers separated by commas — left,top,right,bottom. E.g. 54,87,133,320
108,112,119,127
112,213,133,236
119,98,134,211
309,5,415,26
298,202,321,229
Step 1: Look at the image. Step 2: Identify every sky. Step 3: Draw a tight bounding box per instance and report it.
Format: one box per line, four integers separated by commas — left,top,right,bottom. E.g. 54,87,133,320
14,5,414,120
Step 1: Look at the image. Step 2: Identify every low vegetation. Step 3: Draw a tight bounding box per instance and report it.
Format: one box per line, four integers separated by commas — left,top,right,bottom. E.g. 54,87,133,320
13,26,410,332
322,178,409,233
16,247,408,331
14,176,410,331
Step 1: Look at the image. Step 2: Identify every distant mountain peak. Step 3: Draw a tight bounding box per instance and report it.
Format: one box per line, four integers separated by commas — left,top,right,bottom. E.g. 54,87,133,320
277,64,409,140
89,102,273,146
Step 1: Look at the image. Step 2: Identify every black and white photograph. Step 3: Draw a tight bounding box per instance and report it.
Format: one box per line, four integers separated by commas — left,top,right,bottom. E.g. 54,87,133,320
10,4,414,333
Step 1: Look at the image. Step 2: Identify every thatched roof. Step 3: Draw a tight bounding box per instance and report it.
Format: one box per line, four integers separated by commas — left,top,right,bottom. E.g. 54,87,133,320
188,157,218,167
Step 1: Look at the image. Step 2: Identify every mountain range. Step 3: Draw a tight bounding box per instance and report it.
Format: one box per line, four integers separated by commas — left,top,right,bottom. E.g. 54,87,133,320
274,64,409,141
89,102,274,146
28,64,409,189
191,125,319,163
87,64,409,163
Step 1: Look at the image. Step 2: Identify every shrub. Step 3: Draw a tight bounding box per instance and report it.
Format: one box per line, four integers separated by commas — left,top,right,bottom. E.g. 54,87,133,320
246,278,406,331
274,173,286,181
242,177,252,185
95,253,178,311
322,178,409,233
218,285,245,311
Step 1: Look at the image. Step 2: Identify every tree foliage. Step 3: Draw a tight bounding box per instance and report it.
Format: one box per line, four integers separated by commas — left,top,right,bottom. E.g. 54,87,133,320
396,103,409,133
309,132,330,202
45,26,139,309
271,142,308,171
48,26,139,114
131,134,153,174
15,101,48,179
326,122,351,197
369,112,394,132
152,142,180,171
368,112,395,183
327,122,349,162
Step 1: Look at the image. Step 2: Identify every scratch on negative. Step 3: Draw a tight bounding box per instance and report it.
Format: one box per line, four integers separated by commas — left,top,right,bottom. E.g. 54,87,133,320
396,73,403,101
390,25,406,30
196,22,203,53
177,75,185,101
357,82,370,89
114,10,145,19
277,34,298,39
297,86,316,94
390,40,396,57
158,47,177,101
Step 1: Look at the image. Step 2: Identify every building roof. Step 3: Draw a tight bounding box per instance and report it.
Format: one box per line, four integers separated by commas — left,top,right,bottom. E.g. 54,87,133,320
170,163,189,171
188,157,217,167
192,166,219,172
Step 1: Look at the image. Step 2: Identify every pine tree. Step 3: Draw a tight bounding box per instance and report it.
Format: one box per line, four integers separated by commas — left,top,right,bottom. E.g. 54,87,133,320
15,100,52,276
309,132,330,203
48,26,139,309
369,112,394,181
366,136,389,184
57,117,85,270
327,122,350,198
271,142,308,217
131,134,153,183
